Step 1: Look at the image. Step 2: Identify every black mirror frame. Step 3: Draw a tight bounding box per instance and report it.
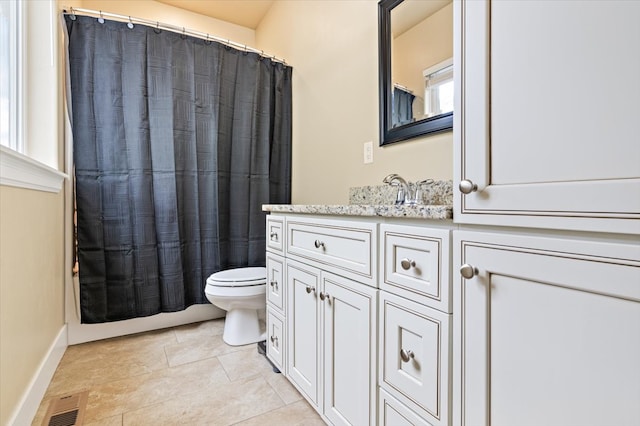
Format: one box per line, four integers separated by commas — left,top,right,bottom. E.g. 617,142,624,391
378,0,453,146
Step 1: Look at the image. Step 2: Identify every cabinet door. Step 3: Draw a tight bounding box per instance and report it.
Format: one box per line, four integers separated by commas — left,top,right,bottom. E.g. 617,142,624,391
454,231,640,426
286,259,321,407
322,272,377,426
454,0,640,234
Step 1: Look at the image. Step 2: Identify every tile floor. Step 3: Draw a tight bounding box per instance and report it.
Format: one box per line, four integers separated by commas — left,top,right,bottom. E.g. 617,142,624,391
32,319,324,426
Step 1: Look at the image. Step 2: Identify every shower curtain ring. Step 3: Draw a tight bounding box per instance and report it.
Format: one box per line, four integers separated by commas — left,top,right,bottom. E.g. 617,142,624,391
127,16,134,29
98,10,105,24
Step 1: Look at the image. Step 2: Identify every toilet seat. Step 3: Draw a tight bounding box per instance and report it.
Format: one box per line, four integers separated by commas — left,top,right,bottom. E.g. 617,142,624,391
206,267,266,287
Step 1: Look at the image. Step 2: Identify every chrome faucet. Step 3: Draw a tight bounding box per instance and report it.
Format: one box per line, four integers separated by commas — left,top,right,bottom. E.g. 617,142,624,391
383,174,411,205
383,174,435,205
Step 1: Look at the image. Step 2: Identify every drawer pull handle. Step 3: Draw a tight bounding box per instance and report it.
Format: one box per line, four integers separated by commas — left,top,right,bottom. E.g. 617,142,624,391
400,258,416,270
314,240,325,249
306,286,316,294
270,232,278,241
400,349,414,363
319,292,331,302
460,264,478,279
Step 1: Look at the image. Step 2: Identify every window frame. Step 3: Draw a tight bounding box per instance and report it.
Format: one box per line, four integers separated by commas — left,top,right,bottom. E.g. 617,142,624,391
1,0,23,152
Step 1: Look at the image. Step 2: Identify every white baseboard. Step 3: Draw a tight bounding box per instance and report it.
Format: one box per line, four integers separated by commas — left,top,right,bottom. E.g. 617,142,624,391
8,325,68,426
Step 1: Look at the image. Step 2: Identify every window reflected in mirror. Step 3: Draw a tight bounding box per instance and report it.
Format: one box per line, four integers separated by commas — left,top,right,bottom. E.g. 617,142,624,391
424,58,453,118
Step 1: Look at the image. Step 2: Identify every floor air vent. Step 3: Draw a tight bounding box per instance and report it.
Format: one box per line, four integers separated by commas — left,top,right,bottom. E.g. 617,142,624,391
42,390,88,426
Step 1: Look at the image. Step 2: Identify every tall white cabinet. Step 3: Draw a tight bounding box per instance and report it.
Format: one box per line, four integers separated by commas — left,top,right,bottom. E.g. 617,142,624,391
454,1,640,425
454,0,640,234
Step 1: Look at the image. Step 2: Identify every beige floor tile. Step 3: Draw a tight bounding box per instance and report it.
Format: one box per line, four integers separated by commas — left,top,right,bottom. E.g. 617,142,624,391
263,372,303,405
34,320,316,426
218,346,273,381
122,375,285,426
164,333,252,368
44,345,169,398
83,356,230,423
173,318,225,343
84,414,124,426
234,400,324,426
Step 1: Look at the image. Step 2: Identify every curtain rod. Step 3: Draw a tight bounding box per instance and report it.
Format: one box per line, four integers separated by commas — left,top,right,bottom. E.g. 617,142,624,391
393,83,413,94
63,6,287,65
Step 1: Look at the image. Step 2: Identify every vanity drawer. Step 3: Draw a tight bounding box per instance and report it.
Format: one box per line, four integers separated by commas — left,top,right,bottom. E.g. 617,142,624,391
267,216,284,254
266,253,285,313
379,291,451,426
287,217,376,285
266,309,285,374
381,224,451,312
379,388,432,426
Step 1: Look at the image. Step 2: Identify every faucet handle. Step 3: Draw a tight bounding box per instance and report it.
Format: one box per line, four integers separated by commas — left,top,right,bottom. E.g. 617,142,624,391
412,179,435,205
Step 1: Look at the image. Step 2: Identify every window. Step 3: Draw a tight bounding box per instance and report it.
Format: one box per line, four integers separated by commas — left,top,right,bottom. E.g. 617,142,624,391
423,58,453,118
0,0,22,151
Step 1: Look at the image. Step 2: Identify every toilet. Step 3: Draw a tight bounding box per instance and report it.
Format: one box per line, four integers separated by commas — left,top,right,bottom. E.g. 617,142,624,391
205,267,267,346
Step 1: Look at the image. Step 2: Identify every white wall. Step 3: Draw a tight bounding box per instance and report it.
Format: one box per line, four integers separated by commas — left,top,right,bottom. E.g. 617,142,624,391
256,0,453,205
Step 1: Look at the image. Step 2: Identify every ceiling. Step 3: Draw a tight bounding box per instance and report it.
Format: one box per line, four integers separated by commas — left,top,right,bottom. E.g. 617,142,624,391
393,0,450,37
154,0,275,29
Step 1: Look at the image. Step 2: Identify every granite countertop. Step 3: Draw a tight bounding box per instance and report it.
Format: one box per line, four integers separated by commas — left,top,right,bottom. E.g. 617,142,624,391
262,180,453,220
262,203,452,219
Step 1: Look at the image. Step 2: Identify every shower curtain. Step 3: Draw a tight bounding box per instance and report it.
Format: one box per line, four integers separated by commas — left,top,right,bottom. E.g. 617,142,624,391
64,15,292,324
392,87,415,127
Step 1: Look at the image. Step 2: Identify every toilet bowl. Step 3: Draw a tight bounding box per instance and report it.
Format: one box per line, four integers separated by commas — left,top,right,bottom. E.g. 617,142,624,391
205,267,267,346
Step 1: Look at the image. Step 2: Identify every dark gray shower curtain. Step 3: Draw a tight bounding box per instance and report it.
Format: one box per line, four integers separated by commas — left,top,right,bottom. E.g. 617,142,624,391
392,87,415,127
65,15,291,324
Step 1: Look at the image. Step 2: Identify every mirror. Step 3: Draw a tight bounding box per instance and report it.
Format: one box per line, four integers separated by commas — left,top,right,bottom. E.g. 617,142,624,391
379,0,453,146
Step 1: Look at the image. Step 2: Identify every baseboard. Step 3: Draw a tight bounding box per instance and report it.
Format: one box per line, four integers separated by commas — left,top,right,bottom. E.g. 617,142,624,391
7,324,68,426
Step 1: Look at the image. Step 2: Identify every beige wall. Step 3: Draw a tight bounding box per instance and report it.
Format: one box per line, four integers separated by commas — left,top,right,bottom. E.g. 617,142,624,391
0,187,65,425
257,0,453,204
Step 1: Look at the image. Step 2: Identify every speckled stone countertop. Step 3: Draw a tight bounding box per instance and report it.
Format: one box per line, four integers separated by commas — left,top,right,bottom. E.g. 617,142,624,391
262,203,452,219
262,180,453,220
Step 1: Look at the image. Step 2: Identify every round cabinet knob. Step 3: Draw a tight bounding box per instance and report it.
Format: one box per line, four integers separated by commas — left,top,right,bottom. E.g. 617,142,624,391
400,258,416,270
305,286,315,294
400,349,414,363
270,232,278,240
460,264,478,279
319,292,331,302
459,179,478,194
270,281,276,287
314,240,325,249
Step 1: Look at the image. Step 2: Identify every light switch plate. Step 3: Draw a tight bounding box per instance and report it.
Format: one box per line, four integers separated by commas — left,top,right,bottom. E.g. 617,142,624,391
364,141,373,164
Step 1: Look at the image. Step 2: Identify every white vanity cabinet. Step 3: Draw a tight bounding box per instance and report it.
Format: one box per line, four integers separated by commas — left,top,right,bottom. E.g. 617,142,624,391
266,213,455,426
454,0,640,234
453,231,640,426
284,216,378,426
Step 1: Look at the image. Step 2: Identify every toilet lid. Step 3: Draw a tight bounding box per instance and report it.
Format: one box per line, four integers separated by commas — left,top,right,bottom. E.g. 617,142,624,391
206,267,266,287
